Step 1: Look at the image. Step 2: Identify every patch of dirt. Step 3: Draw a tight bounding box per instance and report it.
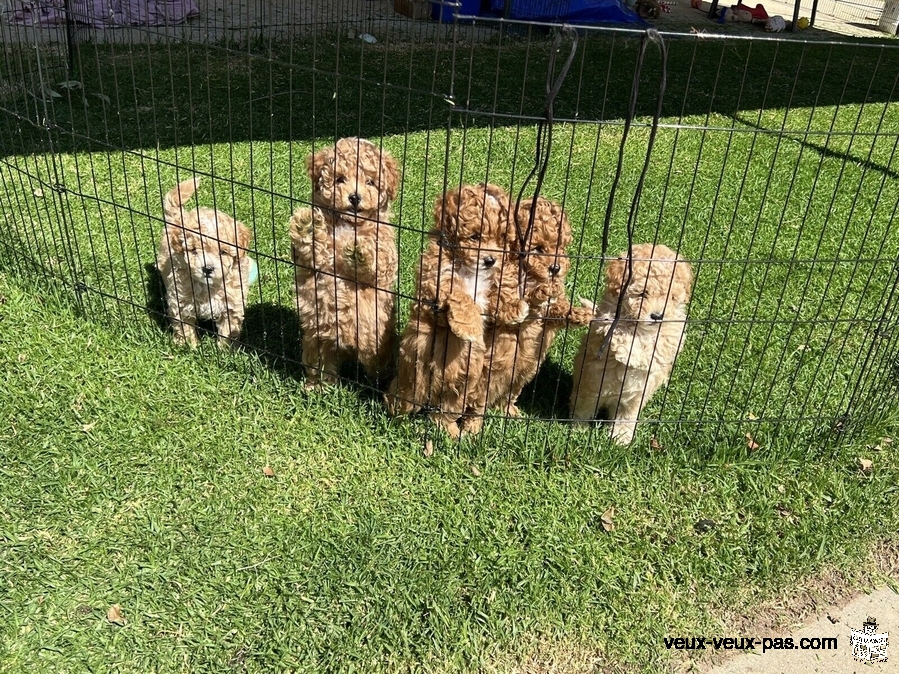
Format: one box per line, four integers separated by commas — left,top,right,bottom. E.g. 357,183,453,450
681,537,899,672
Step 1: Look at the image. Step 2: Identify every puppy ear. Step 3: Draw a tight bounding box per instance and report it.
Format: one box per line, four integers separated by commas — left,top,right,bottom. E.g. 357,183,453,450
434,189,459,235
604,255,627,297
165,224,185,254
552,201,573,251
306,146,331,185
673,257,694,304
236,223,251,256
380,149,400,203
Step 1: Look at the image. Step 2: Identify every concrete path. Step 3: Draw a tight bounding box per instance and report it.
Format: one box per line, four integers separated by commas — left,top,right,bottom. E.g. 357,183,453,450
707,586,897,673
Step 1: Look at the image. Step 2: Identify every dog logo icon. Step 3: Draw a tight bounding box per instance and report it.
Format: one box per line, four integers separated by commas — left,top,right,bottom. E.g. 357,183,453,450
850,616,889,663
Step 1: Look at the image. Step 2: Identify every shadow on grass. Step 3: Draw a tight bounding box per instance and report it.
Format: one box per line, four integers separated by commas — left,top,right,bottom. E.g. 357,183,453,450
143,262,169,334
3,33,897,157
237,301,304,378
238,302,387,400
517,358,575,420
733,113,899,182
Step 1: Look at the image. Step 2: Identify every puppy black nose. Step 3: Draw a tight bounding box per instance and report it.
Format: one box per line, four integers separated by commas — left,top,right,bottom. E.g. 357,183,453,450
202,265,214,277
348,193,361,209
650,311,664,321
548,263,561,276
483,256,496,268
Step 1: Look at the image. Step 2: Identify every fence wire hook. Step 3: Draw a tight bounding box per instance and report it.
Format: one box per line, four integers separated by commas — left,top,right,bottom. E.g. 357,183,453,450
514,25,579,293
595,27,669,359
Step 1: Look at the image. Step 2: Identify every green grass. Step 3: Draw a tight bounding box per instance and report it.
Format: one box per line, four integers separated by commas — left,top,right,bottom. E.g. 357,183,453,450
1,31,899,672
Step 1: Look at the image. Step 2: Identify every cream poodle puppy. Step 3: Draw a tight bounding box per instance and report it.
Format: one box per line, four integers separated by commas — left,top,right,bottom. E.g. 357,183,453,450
570,243,693,445
156,176,254,348
385,183,527,438
289,137,400,389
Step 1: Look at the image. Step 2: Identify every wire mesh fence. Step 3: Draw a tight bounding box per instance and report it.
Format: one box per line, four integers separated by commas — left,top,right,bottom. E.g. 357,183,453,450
1,3,898,455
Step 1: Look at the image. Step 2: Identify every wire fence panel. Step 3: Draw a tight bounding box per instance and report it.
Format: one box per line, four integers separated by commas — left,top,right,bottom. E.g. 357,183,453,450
1,5,897,456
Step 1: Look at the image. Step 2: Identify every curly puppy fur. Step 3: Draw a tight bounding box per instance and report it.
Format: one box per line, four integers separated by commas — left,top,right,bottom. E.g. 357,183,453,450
570,243,693,445
289,137,400,389
468,197,593,428
156,177,253,348
385,183,527,439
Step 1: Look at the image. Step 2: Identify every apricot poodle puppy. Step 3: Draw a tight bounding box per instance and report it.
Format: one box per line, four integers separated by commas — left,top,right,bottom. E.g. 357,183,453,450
469,196,593,427
289,137,400,389
156,176,254,348
570,243,693,445
385,183,527,438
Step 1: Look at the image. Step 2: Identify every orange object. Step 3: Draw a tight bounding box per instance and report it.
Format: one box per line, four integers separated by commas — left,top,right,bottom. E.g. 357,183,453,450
732,2,768,21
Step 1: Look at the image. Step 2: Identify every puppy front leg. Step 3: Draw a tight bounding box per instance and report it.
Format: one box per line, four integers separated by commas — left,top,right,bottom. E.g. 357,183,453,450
611,413,639,446
302,334,340,390
169,306,199,348
430,411,462,439
446,289,484,343
215,309,244,349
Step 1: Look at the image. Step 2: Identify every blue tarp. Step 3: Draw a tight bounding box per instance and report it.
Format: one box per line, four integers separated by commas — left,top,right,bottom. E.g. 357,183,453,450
488,0,645,25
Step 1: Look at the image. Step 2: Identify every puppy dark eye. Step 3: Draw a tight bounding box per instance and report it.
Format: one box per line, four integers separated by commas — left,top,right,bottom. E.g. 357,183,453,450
470,233,481,242
188,247,197,253
220,250,230,257
533,246,545,254
335,176,346,185
366,178,375,186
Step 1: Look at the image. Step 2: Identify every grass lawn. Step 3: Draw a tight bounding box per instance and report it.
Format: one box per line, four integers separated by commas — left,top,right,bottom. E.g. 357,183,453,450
1,29,898,672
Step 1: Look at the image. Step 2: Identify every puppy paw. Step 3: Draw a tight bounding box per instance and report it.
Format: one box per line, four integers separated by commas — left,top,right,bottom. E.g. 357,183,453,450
173,330,199,348
497,298,530,326
447,300,484,343
504,402,521,418
611,422,636,445
566,305,595,327
530,284,553,306
578,297,597,312
460,414,484,437
434,417,462,440
343,243,365,266
514,299,530,324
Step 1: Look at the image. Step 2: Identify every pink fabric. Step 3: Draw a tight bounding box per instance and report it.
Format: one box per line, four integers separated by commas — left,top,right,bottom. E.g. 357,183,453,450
6,0,199,27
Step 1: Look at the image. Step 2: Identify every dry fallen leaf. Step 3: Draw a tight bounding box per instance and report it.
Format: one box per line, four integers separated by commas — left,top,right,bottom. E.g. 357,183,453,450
650,436,663,451
470,464,481,477
776,484,785,494
33,188,44,197
858,458,873,474
423,440,434,457
17,353,27,363
262,466,275,477
745,433,761,451
106,604,126,626
600,507,616,532
81,422,96,433
747,412,759,421
776,504,794,520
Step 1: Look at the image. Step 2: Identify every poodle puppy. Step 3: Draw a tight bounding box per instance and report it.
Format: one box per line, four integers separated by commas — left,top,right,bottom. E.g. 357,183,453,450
570,243,693,445
289,137,400,389
156,176,253,348
385,183,528,439
468,196,593,427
